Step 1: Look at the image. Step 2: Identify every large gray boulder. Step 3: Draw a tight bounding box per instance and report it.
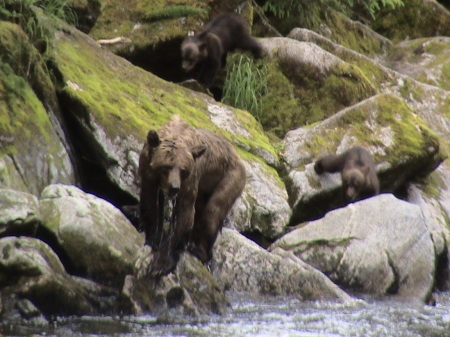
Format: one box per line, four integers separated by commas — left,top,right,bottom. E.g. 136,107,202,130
271,194,438,302
212,228,353,303
0,189,40,237
0,237,118,317
39,184,144,288
229,160,291,241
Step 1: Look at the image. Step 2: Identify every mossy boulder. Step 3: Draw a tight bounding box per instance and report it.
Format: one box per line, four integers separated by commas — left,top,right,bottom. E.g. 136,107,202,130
288,28,395,89
282,93,443,224
0,22,76,196
258,37,377,137
383,37,450,92
267,7,392,57
89,0,208,49
371,0,450,42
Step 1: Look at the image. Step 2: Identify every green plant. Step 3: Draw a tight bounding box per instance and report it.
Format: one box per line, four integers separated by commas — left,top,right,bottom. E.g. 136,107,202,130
261,0,404,26
222,54,268,122
0,0,76,81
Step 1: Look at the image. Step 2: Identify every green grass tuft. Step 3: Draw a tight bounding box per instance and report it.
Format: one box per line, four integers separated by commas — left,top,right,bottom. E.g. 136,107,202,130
222,54,268,123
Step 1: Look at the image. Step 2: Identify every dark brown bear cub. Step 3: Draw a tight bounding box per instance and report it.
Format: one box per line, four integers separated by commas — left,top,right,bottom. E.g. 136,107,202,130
314,146,380,202
139,115,246,276
181,13,263,88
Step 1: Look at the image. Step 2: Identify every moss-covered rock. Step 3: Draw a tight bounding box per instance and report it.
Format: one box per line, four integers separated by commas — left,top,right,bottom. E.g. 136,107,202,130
371,0,450,42
258,37,377,137
288,28,395,89
89,0,208,49
0,22,76,196
282,93,443,224
267,7,392,57
383,37,450,92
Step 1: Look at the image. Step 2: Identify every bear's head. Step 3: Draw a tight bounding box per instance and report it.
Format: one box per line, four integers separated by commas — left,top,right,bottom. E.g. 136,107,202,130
146,129,206,199
181,36,207,72
342,167,368,201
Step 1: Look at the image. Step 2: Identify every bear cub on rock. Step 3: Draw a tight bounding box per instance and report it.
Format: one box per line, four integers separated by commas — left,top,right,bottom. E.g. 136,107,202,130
181,13,263,88
138,115,246,276
314,146,380,202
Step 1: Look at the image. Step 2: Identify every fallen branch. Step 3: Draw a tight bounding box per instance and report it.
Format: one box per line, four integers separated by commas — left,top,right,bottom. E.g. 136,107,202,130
97,37,132,45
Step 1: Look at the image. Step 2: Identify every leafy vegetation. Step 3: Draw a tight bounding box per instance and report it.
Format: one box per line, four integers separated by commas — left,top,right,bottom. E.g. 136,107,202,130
222,54,268,123
261,0,404,26
0,0,76,80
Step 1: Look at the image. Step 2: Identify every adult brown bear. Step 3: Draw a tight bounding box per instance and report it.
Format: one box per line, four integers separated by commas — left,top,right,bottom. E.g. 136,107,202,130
181,13,263,88
314,146,380,202
138,115,246,276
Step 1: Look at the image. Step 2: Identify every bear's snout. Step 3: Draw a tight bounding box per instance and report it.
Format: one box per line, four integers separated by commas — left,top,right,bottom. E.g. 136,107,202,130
164,168,182,199
168,185,180,199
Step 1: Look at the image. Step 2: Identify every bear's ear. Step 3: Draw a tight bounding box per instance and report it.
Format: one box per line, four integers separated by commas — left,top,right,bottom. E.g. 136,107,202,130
191,144,207,159
147,130,160,148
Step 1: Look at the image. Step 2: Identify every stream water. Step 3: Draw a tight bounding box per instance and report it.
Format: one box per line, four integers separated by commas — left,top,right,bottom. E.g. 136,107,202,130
3,291,450,337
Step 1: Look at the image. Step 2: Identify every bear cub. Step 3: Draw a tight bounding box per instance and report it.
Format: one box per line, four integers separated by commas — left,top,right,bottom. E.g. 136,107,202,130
181,13,263,88
139,116,246,276
314,146,380,202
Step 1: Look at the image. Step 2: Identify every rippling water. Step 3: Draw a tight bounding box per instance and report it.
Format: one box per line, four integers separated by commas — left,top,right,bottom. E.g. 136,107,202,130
3,292,450,337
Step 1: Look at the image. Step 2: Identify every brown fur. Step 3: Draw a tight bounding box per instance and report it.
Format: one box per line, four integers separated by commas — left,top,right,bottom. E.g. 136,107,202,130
181,13,263,87
314,146,380,202
139,116,246,276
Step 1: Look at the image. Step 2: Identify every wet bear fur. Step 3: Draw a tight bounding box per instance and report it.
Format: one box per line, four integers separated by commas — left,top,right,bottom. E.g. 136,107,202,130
314,146,380,202
181,13,263,88
138,115,246,276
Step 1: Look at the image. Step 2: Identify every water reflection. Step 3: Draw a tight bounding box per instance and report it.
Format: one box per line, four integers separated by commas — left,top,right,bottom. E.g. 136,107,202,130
2,292,450,337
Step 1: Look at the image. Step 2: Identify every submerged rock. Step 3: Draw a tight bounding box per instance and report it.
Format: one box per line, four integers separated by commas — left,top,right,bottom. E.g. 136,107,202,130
120,246,229,318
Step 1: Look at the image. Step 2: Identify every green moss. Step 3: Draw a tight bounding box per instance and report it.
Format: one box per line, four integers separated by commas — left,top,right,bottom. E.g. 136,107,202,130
374,95,439,162
259,58,299,138
54,25,277,162
415,171,444,199
397,77,424,102
385,38,450,91
287,60,377,127
89,0,208,48
315,10,388,56
371,0,450,42
292,94,441,169
0,23,56,154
